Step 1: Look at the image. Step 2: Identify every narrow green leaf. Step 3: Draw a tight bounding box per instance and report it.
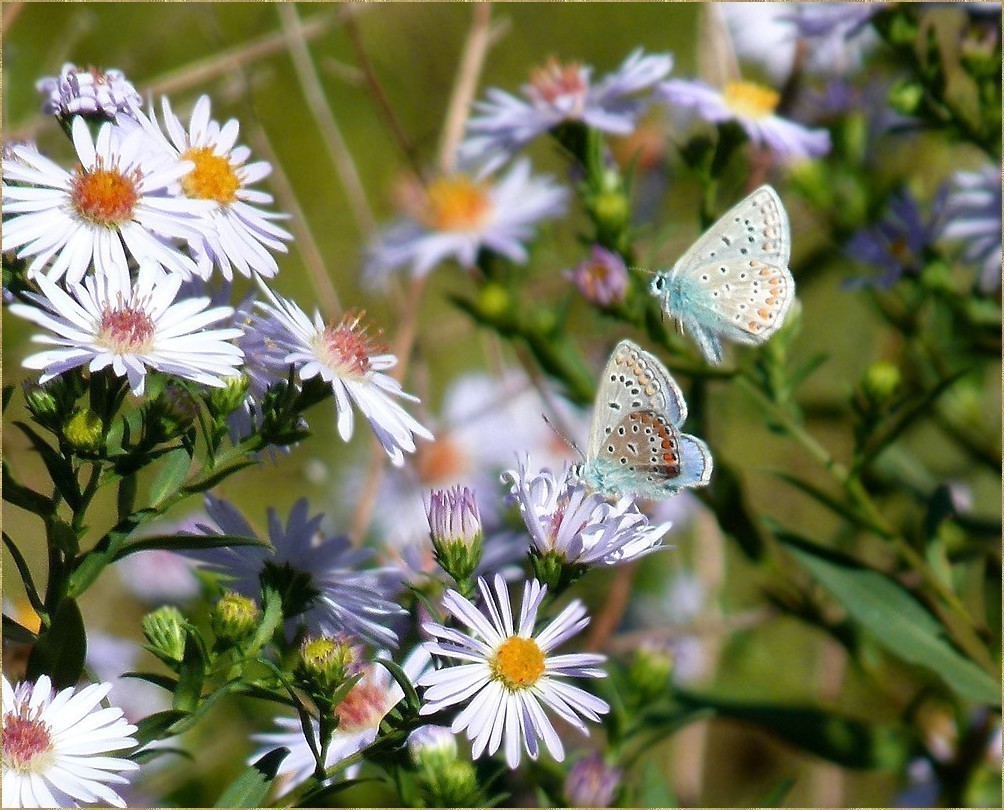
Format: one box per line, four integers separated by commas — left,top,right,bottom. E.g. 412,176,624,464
774,471,874,530
377,657,421,714
130,708,189,747
784,542,1000,705
757,776,797,807
14,421,81,510
3,615,38,645
182,459,258,496
248,587,284,653
113,533,267,562
3,533,45,613
149,447,193,507
26,599,86,689
639,761,676,808
214,748,289,808
295,778,376,808
2,461,54,516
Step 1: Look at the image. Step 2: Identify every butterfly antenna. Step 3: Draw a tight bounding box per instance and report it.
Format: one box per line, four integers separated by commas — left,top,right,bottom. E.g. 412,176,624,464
541,413,584,462
627,265,655,277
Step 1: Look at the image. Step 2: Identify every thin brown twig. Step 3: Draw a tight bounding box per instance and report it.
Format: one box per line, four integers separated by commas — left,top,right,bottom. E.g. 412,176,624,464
585,563,638,651
278,3,377,240
247,125,342,318
605,607,776,654
342,8,424,177
348,5,497,545
2,3,24,35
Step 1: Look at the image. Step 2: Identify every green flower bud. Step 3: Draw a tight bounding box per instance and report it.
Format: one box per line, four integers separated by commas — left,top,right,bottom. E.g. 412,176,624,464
211,591,261,645
297,634,362,696
628,642,674,702
24,385,60,427
528,548,587,593
435,761,481,806
862,361,902,404
590,188,631,234
408,725,458,770
427,487,484,585
142,606,188,663
208,375,249,419
63,408,104,454
476,283,512,322
155,382,199,438
889,80,925,117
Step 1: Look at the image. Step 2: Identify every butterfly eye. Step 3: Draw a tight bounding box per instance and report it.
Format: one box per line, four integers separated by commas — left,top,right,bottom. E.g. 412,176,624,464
654,277,664,290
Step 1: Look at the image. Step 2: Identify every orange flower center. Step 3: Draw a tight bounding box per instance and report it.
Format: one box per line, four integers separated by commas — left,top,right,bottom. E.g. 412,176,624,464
70,162,140,226
492,636,545,690
419,176,492,232
98,305,156,354
2,712,53,773
313,309,384,380
415,435,470,484
528,58,588,111
180,146,240,204
335,681,389,733
723,80,780,120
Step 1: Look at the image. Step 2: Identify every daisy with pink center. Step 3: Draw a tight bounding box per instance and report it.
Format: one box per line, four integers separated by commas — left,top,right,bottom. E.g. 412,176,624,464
129,95,293,280
1,674,139,808
1,116,212,284
8,259,243,396
419,575,609,769
252,282,432,465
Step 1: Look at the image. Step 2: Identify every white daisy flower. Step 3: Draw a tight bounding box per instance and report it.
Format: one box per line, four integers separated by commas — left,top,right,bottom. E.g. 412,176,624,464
460,49,673,172
939,164,1002,292
252,282,433,466
367,158,567,281
186,495,407,648
251,647,431,786
1,116,212,284
419,575,609,769
1,674,139,808
505,456,672,568
8,259,243,396
658,77,831,160
36,63,142,120
129,95,293,280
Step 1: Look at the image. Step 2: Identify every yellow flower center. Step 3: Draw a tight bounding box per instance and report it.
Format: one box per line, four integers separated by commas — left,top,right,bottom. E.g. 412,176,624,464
492,636,545,690
419,176,492,232
70,163,140,226
723,80,780,120
98,305,156,354
180,146,240,204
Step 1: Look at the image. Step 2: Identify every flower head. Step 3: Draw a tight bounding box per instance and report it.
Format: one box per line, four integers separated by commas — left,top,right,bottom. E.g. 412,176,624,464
419,575,609,769
2,674,139,808
564,751,622,808
505,456,672,570
566,245,629,307
36,62,141,120
658,77,831,160
129,95,293,280
1,117,212,284
187,495,406,647
9,259,243,396
460,50,673,172
367,158,567,280
939,164,1002,292
250,285,432,465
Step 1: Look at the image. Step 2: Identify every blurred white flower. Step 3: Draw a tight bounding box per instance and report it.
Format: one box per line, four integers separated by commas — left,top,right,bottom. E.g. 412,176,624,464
36,62,142,120
939,164,1002,292
115,548,201,605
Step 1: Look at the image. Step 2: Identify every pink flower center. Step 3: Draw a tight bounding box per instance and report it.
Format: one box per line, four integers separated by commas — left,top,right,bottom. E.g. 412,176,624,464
70,160,141,226
335,681,390,733
2,711,53,773
313,310,383,380
528,58,589,114
99,305,156,354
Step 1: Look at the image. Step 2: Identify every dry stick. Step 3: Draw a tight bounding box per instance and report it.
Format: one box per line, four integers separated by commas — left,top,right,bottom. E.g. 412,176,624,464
247,125,342,317
585,562,638,651
278,3,377,240
5,9,352,142
348,4,497,544
2,2,24,34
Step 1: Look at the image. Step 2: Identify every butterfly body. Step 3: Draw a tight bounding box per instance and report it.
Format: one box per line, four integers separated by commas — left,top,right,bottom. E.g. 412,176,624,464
650,185,795,364
578,340,712,500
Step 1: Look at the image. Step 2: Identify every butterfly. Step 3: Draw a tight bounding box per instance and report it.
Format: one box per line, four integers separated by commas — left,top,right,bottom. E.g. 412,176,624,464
649,185,795,365
576,339,712,500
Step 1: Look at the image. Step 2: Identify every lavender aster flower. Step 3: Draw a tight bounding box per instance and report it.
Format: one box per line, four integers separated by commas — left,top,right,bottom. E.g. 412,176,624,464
36,63,142,120
564,752,623,808
186,495,406,647
460,49,673,172
566,245,628,307
939,165,1002,292
845,190,946,288
658,78,831,160
782,2,883,41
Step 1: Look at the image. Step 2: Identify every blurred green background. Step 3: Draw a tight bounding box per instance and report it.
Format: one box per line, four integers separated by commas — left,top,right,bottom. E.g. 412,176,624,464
2,4,1000,807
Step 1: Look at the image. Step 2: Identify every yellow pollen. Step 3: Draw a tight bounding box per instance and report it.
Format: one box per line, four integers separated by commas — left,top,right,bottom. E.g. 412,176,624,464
180,146,240,204
70,164,139,226
723,80,780,119
492,636,545,690
419,176,492,232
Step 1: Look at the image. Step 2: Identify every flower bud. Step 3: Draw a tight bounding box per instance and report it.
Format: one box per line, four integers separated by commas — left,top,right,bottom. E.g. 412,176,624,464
297,634,362,697
208,375,250,419
211,591,261,645
589,187,631,235
476,283,512,322
24,385,60,427
155,382,199,438
63,408,103,454
566,246,628,308
142,606,188,664
888,79,925,117
862,361,901,404
408,725,458,769
627,641,674,702
564,752,622,808
426,486,484,584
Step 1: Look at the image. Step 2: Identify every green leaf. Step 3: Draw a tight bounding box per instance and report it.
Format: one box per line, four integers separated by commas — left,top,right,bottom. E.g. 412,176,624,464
3,615,38,645
182,459,259,496
774,472,875,531
376,657,421,714
247,587,284,654
26,599,86,689
2,461,55,516
784,540,1000,705
675,691,906,769
149,447,193,507
639,760,676,808
113,532,267,562
14,421,81,510
295,778,377,808
130,709,190,748
214,748,289,808
758,776,797,807
3,533,45,614
700,458,765,560
173,633,207,713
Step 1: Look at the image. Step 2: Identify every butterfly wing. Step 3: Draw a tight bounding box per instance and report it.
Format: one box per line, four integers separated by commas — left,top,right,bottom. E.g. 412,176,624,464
666,185,795,351
586,340,687,462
